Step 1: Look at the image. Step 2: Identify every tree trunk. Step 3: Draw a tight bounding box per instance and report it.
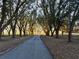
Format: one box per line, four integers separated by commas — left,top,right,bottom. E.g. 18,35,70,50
55,29,59,38
23,30,26,36
0,31,2,40
55,26,60,38
51,28,55,36
0,28,3,40
8,31,11,36
11,21,17,38
19,29,22,36
12,28,15,38
68,29,72,42
51,30,54,36
68,22,73,42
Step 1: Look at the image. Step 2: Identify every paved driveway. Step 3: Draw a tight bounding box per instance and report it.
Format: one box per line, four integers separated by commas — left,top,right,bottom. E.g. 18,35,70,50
0,36,53,59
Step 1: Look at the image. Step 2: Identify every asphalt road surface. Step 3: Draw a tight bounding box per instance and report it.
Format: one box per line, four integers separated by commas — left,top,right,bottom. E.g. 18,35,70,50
0,36,53,59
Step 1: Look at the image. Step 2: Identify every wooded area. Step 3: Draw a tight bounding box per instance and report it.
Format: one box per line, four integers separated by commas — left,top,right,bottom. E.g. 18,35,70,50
0,0,79,42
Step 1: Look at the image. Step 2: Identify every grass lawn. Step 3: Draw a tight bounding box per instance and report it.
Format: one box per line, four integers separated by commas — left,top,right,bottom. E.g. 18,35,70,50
41,35,79,59
0,36,32,54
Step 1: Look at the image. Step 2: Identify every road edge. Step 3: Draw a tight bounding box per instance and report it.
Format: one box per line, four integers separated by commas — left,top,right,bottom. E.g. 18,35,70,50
40,36,55,59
